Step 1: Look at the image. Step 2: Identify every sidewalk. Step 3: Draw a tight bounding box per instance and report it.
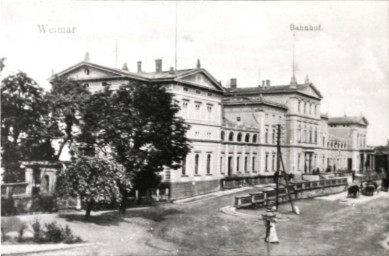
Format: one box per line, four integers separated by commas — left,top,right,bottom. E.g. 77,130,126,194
1,242,96,256
173,186,253,204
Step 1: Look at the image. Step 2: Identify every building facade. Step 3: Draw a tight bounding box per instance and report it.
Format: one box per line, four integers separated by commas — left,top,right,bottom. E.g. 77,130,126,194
52,56,376,199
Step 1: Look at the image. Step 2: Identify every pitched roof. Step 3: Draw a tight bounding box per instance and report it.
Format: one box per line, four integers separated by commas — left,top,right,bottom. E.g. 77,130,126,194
50,61,225,92
222,96,288,111
328,116,369,126
224,83,322,99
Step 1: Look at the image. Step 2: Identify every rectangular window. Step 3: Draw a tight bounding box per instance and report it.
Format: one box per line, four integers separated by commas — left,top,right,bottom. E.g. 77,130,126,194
196,90,201,94
207,104,213,120
272,154,275,171
237,157,240,172
206,154,211,174
298,153,301,171
184,87,189,92
195,154,199,175
252,157,256,172
265,128,269,144
265,153,269,172
220,156,223,173
182,158,186,175
244,157,248,172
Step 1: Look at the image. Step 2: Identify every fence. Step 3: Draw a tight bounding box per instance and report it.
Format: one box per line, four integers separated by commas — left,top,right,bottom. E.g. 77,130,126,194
1,182,29,198
234,177,348,209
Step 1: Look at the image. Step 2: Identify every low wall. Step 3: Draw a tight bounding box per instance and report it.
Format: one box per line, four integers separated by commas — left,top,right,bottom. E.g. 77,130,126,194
221,175,275,189
234,177,348,209
169,179,220,200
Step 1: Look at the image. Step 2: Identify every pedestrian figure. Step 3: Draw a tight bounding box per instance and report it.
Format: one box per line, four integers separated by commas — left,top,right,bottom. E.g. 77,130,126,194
263,208,279,244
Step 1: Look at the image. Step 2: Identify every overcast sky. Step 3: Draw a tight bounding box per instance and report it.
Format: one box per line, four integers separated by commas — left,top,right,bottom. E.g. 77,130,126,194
1,1,388,146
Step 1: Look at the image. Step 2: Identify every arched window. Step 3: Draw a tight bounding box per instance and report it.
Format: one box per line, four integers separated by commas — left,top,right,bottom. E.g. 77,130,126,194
298,124,302,143
265,128,269,144
182,157,187,175
229,132,234,141
245,133,250,142
304,102,307,113
309,103,313,115
314,104,317,115
237,133,242,142
195,154,199,175
221,131,225,141
252,134,257,143
41,175,50,193
206,154,211,174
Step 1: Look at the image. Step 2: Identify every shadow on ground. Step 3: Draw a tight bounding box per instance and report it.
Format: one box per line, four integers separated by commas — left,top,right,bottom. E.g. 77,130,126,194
58,206,182,226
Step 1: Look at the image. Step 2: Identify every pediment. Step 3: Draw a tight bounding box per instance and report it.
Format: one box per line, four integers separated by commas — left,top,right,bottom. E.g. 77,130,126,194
299,84,322,99
177,70,224,92
61,64,123,80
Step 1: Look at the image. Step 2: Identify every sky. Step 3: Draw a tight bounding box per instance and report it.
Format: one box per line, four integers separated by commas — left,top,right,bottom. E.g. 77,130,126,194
1,1,388,146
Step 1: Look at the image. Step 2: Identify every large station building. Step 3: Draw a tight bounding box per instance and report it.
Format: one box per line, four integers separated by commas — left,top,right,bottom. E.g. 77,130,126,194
52,55,375,199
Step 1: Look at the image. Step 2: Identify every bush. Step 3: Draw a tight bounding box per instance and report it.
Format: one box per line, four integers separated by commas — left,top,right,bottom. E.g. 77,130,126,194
1,197,18,216
31,219,44,243
30,195,57,213
43,221,82,244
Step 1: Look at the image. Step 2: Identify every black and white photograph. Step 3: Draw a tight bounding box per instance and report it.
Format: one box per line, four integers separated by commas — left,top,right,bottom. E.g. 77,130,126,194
1,1,388,255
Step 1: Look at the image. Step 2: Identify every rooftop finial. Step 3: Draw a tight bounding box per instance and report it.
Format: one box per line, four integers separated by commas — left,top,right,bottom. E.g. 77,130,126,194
305,75,310,85
290,74,297,88
84,52,90,62
196,58,201,68
122,62,129,71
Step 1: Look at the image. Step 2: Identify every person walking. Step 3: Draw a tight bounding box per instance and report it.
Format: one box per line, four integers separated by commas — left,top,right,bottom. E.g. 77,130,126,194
263,208,279,244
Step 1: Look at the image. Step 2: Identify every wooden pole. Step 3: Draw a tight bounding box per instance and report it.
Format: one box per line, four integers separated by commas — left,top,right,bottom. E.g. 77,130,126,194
276,124,281,209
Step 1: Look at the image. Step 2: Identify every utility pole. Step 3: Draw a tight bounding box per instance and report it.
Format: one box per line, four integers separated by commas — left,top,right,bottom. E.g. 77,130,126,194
275,124,281,209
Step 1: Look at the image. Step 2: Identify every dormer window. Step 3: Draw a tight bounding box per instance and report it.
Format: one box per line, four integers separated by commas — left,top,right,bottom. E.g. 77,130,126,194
84,68,90,75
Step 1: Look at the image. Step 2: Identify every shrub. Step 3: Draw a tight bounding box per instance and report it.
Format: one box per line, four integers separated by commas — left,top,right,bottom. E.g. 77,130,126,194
1,197,18,216
30,195,57,213
44,221,82,244
44,222,64,243
31,219,44,243
18,223,27,242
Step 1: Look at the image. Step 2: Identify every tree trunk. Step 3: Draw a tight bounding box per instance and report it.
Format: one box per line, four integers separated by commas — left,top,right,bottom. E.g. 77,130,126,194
119,196,127,216
85,200,94,220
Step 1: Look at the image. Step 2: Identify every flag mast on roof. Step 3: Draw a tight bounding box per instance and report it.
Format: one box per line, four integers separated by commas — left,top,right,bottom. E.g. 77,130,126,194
290,31,297,86
175,1,178,72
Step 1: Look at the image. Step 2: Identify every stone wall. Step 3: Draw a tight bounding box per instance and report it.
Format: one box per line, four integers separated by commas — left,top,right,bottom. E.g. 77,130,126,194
169,179,220,199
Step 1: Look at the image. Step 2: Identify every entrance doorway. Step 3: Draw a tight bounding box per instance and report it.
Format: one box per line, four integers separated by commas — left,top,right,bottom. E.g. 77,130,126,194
347,158,352,171
228,156,233,176
304,152,313,173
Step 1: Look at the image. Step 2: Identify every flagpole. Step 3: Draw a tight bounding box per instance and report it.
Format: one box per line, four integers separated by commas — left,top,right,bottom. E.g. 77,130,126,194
175,1,178,71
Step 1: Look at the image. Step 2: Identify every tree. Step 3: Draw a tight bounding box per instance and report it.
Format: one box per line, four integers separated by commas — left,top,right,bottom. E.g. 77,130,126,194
55,156,131,220
1,72,55,182
46,77,91,160
79,82,190,212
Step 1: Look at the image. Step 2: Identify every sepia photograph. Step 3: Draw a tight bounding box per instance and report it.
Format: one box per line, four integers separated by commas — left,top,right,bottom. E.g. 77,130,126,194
1,1,388,255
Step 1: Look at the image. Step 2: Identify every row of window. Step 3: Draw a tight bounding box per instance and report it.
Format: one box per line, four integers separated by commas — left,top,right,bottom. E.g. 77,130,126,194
182,154,213,176
327,141,347,149
298,100,318,116
221,131,258,143
297,125,318,144
181,100,214,120
183,86,213,97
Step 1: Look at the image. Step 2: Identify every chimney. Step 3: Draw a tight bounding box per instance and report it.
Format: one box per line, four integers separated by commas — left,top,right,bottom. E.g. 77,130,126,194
230,78,237,89
262,80,265,87
169,66,175,74
137,61,142,72
266,80,270,87
155,59,162,73
122,62,129,71
84,52,90,62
